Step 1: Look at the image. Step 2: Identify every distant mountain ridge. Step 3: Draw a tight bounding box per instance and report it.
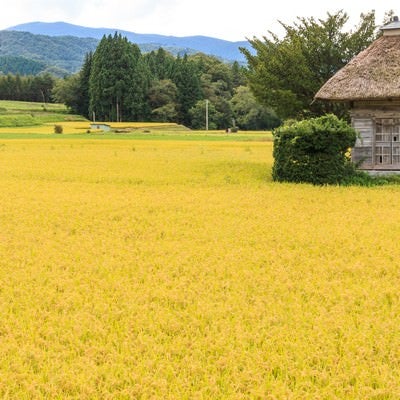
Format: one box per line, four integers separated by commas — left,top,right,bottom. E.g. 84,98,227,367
7,21,252,63
0,30,99,75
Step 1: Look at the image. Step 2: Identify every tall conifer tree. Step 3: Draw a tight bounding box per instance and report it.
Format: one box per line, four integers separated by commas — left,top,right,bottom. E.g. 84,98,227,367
77,51,92,119
89,33,149,121
173,54,202,126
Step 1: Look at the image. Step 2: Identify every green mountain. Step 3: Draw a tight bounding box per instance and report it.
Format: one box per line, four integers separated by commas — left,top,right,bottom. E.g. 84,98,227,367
0,30,202,76
0,22,253,77
0,30,98,75
8,21,252,62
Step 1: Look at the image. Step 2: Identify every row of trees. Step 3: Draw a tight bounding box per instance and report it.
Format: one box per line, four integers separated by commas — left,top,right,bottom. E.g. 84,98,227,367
0,73,55,103
52,33,280,130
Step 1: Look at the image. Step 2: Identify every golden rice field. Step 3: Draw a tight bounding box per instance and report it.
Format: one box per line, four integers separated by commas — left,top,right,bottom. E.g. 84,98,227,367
0,121,182,135
0,137,400,399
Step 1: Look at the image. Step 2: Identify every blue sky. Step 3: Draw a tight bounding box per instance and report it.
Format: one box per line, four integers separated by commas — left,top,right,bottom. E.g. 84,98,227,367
1,0,398,41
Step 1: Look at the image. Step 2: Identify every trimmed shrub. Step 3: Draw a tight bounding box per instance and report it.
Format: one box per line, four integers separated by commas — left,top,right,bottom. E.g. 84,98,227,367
272,114,357,185
54,124,63,134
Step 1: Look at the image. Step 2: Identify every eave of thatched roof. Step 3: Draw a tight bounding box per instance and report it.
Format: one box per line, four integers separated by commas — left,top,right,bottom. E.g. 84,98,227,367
314,35,400,101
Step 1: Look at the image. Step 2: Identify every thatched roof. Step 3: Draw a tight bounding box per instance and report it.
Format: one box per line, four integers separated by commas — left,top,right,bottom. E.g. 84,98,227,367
314,35,400,101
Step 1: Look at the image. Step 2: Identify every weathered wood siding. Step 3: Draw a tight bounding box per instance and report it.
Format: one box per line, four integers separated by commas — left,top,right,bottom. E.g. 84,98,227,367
350,102,400,171
352,117,374,167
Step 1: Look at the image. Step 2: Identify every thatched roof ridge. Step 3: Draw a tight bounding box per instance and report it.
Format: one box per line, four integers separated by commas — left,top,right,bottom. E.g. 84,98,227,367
315,35,400,101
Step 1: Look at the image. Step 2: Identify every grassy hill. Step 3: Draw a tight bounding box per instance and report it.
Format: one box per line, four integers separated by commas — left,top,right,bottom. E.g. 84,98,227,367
0,100,85,127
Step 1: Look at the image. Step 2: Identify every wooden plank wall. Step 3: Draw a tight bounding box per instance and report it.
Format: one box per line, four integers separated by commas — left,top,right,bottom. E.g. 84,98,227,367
352,117,373,166
349,102,400,170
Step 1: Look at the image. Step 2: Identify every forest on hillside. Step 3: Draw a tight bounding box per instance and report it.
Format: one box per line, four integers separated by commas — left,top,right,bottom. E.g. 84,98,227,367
51,34,279,130
0,31,99,75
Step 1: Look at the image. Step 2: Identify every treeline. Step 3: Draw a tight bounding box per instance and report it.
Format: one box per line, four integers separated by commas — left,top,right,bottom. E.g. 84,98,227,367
52,33,280,130
0,32,282,130
0,73,55,103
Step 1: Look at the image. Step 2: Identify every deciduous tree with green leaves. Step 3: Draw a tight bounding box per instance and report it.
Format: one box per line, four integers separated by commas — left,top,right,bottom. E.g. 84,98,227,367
241,10,378,120
52,52,92,116
189,100,221,130
148,79,178,122
230,85,280,130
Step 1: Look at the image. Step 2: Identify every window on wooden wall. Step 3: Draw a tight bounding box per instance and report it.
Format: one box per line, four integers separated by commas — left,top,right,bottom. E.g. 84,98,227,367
375,118,400,165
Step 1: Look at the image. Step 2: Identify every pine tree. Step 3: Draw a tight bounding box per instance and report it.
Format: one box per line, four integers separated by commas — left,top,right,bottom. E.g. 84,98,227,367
173,54,202,126
77,51,92,118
